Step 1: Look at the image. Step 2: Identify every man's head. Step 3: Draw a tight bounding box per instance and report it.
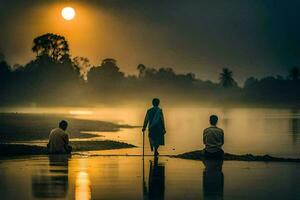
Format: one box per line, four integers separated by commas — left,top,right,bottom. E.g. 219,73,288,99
59,120,68,131
152,98,160,107
209,115,218,126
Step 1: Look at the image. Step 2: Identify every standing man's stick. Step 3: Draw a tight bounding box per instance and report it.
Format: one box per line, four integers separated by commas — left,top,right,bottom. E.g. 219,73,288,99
142,131,147,199
142,130,145,158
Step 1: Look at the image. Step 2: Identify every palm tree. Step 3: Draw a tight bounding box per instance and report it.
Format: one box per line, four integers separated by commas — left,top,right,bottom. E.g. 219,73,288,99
289,67,300,81
219,68,237,88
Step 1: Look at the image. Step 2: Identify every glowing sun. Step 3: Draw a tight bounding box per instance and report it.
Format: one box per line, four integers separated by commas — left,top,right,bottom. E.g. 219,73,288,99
61,7,76,20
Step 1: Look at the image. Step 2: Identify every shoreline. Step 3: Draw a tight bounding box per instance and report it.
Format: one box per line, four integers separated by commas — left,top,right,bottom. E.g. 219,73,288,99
175,150,300,162
0,113,138,142
0,141,136,157
2,145,300,163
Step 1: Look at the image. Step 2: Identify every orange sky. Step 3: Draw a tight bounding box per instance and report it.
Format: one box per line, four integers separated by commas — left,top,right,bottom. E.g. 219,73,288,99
1,1,175,76
1,0,299,83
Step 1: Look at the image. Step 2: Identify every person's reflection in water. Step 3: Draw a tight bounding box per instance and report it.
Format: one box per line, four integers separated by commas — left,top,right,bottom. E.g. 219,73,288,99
202,159,224,200
32,154,70,198
290,109,300,145
144,157,165,200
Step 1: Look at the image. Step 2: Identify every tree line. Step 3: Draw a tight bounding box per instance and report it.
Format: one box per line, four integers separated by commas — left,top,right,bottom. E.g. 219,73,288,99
0,33,299,107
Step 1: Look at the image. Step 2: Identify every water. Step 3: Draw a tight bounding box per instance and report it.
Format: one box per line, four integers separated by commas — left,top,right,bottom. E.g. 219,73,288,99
1,106,300,200
2,106,300,157
0,155,299,200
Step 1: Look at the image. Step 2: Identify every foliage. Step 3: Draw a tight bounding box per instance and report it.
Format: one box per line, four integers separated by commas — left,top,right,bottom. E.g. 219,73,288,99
73,56,92,81
289,66,300,80
219,68,237,88
32,33,70,63
1,33,300,107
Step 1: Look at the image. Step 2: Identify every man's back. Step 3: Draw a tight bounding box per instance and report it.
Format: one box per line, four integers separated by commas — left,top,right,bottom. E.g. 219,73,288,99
147,107,158,124
147,107,161,126
48,128,69,154
203,126,224,153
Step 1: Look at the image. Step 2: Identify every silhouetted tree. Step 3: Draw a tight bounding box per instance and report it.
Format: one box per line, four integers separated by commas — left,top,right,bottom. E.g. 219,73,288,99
0,59,11,103
73,57,92,81
137,64,146,78
219,68,237,88
3,33,300,107
0,57,10,79
32,33,70,63
244,77,258,88
88,58,124,87
289,67,300,80
0,59,10,84
0,60,10,75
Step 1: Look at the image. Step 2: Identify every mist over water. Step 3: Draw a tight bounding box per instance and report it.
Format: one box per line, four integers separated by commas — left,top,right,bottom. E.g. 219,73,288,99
2,105,300,157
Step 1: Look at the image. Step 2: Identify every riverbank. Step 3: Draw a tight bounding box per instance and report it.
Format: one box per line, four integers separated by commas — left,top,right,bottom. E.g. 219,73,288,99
0,141,136,157
0,113,137,142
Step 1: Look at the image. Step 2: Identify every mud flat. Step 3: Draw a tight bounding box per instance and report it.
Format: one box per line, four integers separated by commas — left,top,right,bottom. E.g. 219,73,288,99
176,150,300,162
0,141,136,157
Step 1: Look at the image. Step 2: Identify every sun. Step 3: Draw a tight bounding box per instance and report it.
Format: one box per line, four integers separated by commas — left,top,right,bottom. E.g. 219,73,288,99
61,7,76,21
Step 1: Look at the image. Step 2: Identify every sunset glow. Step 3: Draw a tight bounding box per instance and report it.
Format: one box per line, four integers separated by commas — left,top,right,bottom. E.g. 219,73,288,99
1,1,300,199
69,110,93,115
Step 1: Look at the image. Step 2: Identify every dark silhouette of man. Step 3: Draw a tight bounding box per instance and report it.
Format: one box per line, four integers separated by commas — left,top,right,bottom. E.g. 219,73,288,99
47,120,72,154
142,98,166,157
143,157,165,200
203,115,224,159
32,155,70,198
202,159,224,200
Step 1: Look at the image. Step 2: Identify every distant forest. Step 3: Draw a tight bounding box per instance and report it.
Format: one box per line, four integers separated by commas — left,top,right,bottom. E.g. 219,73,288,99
1,33,300,107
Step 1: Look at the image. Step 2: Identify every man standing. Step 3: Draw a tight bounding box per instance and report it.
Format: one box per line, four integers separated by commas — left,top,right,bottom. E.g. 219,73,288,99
48,120,72,154
142,98,166,157
203,115,224,159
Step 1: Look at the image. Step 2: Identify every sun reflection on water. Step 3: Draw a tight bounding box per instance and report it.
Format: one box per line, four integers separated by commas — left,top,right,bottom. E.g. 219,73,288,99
75,171,91,200
69,110,94,115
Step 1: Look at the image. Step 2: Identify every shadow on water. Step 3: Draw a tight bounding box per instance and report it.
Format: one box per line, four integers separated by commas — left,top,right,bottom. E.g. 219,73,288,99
143,157,165,200
202,159,224,200
290,109,300,145
32,155,70,198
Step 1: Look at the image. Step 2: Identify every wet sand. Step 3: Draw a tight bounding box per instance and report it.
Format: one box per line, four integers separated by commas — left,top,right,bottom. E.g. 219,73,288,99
0,141,135,157
0,113,137,142
176,150,300,162
2,143,300,163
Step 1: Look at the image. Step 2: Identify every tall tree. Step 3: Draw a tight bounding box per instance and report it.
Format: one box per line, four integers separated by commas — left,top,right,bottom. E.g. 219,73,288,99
88,58,124,85
219,68,237,88
32,33,70,63
0,60,10,79
244,77,258,88
0,59,11,95
289,67,300,81
73,56,92,81
137,64,146,78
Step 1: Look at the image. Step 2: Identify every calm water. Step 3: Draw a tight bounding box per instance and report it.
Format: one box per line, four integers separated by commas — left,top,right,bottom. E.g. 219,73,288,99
0,155,299,200
3,106,300,157
1,106,300,199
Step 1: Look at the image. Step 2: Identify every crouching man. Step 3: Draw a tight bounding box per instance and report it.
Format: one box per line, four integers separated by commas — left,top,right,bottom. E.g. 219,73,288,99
203,115,224,159
48,120,72,154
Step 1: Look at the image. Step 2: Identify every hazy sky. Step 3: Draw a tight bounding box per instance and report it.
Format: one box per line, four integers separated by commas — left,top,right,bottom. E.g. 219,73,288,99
0,0,300,83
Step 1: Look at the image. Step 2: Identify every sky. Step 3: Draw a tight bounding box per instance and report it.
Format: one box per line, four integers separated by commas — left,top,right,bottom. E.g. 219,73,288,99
0,0,300,83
